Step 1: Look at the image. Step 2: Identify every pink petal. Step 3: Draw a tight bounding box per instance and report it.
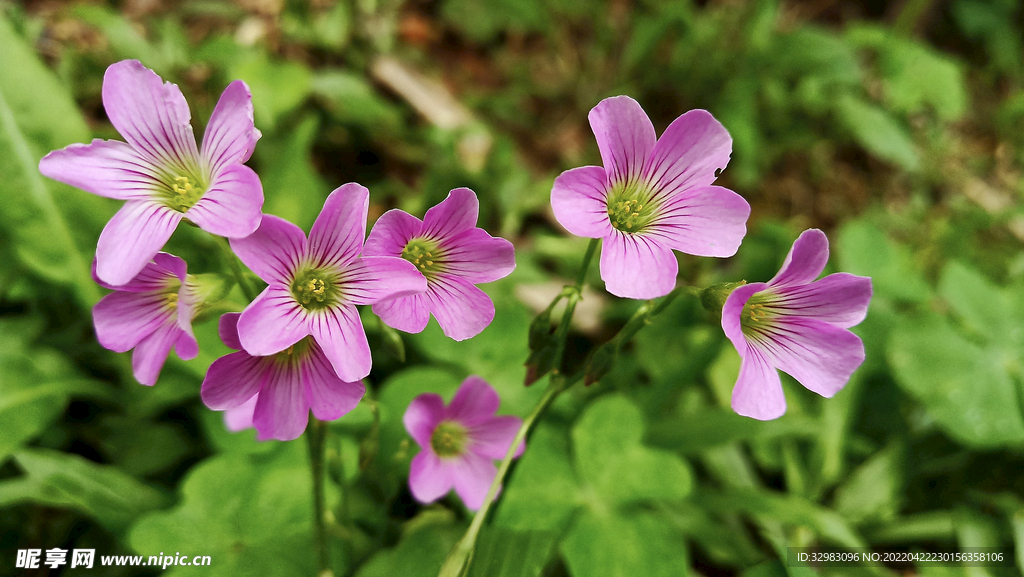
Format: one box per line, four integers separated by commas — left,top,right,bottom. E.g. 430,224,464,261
201,80,261,174
186,164,263,238
773,273,873,329
730,348,786,420
421,188,478,240
38,139,159,200
92,254,180,292
308,183,369,270
441,228,516,284
363,209,423,257
755,318,866,399
252,362,309,441
372,293,431,334
308,306,372,382
340,257,426,306
550,165,613,239
201,351,268,409
230,214,307,285
409,451,454,504
403,393,446,447
303,347,366,421
445,376,500,426
644,109,732,199
469,415,524,460
648,185,749,258
425,275,495,341
131,321,181,386
95,201,182,286
218,312,243,350
224,395,257,432
599,231,678,299
451,451,498,510
588,96,656,184
237,285,310,356
93,292,173,353
721,283,768,352
768,229,829,288
102,60,201,173
175,329,199,360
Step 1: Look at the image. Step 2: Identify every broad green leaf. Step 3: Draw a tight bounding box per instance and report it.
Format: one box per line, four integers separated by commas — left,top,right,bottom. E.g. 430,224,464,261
561,511,689,577
646,408,819,454
355,510,462,577
572,395,692,505
0,15,100,304
888,315,1024,448
938,262,1012,342
11,448,169,536
835,220,930,303
130,449,316,577
311,71,403,133
230,56,312,131
836,94,919,171
73,5,172,74
494,424,580,532
833,442,904,524
468,527,558,577
99,417,190,476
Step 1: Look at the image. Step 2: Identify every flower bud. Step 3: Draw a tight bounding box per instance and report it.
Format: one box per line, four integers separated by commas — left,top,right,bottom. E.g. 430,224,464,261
528,307,555,351
584,342,617,386
524,345,556,386
378,322,406,363
699,281,746,317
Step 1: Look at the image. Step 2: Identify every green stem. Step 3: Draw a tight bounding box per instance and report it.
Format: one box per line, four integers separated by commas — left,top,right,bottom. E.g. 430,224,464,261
217,236,258,301
552,238,600,370
308,419,333,577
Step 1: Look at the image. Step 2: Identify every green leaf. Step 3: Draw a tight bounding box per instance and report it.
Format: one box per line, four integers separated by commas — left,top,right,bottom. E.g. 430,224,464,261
0,15,100,304
311,71,403,133
889,315,1024,447
836,94,920,171
835,220,930,303
467,527,558,577
259,113,328,231
230,56,312,131
832,442,904,524
572,395,692,505
10,448,169,536
355,510,463,577
938,262,1012,342
493,424,580,532
561,511,689,577
130,449,316,577
646,408,819,454
73,5,172,75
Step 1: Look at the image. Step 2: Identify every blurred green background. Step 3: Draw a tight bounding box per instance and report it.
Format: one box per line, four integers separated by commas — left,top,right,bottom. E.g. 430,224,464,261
2,0,1024,575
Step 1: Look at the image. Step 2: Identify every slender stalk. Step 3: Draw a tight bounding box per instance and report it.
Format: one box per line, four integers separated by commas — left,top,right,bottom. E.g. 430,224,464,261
438,237,599,577
217,236,258,301
308,419,333,577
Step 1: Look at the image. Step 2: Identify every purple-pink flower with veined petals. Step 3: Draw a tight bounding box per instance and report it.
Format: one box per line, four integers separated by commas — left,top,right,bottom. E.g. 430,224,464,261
722,229,872,420
404,376,524,510
364,188,515,341
39,59,263,286
551,96,751,299
202,313,365,441
92,252,199,386
223,395,258,433
230,183,426,382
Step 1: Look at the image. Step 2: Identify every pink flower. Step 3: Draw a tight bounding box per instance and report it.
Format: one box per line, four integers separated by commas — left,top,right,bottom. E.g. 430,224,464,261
551,96,750,299
92,252,199,385
229,183,426,382
404,376,524,510
201,313,365,441
39,60,263,286
722,229,872,420
363,188,516,341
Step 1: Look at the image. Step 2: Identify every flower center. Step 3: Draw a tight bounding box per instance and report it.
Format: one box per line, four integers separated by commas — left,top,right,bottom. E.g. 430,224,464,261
430,420,468,458
401,238,444,277
160,174,206,213
291,269,339,310
740,292,778,338
272,336,314,367
606,180,658,233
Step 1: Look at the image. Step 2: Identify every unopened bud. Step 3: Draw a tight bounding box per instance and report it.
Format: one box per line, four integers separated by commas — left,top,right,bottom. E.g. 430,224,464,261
699,281,746,317
524,345,556,386
528,307,555,351
584,342,617,386
378,322,406,363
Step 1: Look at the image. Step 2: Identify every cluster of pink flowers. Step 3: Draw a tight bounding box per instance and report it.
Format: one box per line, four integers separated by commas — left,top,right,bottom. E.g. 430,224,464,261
44,59,871,508
40,61,516,443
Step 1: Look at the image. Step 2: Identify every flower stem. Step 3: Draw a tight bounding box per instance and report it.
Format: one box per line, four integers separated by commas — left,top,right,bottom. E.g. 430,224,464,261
438,237,598,577
216,236,258,301
308,418,333,577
